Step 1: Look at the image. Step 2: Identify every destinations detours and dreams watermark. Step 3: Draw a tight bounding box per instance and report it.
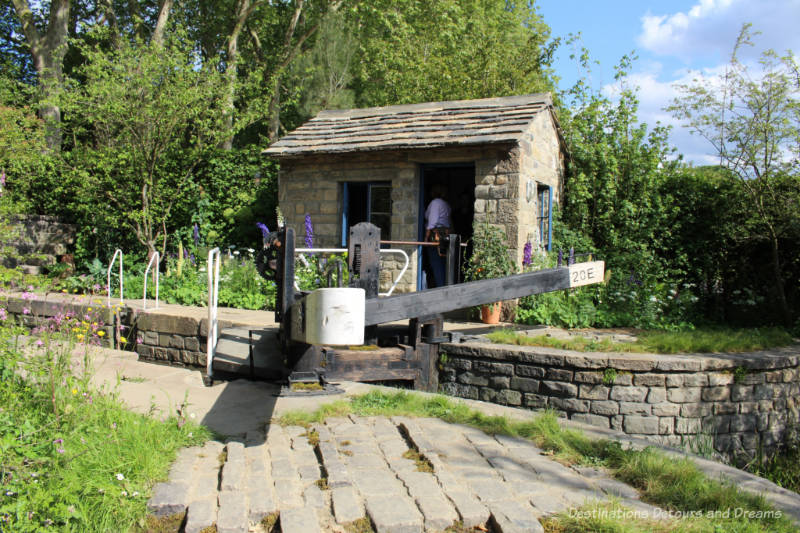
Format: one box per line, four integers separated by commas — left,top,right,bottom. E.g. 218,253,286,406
568,507,783,521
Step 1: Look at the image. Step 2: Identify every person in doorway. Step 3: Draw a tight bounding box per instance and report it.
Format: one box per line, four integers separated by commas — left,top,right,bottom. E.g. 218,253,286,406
424,184,452,288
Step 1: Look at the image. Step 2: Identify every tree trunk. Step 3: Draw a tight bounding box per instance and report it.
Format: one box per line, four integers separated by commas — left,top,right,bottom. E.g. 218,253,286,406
221,0,254,150
151,0,174,47
12,0,70,153
768,231,792,326
268,80,281,142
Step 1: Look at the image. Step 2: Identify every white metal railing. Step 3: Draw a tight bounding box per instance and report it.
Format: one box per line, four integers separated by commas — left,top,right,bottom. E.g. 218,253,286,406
143,252,160,311
206,248,221,379
107,249,123,307
294,248,410,297
377,249,409,296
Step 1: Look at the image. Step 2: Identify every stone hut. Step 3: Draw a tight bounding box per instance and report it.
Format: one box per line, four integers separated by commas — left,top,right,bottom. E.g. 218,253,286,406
264,93,567,293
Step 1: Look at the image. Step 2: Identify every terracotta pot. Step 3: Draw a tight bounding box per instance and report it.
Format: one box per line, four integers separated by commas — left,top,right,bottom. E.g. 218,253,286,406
480,302,502,324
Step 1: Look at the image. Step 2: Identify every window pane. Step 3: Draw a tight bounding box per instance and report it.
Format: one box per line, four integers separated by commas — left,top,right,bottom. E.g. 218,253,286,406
370,213,391,241
370,184,391,214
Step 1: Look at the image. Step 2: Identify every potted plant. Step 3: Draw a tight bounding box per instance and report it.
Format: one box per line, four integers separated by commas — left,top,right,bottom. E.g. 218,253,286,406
463,222,517,323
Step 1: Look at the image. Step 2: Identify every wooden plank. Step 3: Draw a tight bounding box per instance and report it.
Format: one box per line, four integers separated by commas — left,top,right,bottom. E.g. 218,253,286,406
325,367,420,383
364,265,603,325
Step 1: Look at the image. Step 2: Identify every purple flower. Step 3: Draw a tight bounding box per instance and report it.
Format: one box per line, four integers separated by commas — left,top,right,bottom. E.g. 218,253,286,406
523,241,532,267
192,223,200,247
35,340,43,347
22,307,30,315
256,222,270,241
0,308,6,321
304,214,313,249
57,448,65,454
53,438,63,445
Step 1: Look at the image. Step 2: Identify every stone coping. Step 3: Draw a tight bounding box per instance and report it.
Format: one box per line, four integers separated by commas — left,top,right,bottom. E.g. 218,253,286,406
1,290,278,330
444,340,800,372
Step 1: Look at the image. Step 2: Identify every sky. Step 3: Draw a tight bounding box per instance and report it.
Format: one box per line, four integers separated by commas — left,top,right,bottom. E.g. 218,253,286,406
537,0,800,164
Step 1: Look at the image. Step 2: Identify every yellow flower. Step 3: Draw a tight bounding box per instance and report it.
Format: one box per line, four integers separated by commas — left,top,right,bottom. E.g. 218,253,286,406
73,289,78,293
97,331,105,337
77,334,84,340
120,336,127,343
61,289,68,293
88,307,92,311
71,388,78,395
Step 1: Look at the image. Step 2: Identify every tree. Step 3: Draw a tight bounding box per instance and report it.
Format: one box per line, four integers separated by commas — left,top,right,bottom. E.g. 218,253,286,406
10,0,70,152
347,0,556,107
668,24,800,325
63,27,230,258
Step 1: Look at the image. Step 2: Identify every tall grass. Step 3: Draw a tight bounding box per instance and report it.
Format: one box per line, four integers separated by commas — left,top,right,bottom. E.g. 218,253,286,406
487,327,794,354
0,316,210,532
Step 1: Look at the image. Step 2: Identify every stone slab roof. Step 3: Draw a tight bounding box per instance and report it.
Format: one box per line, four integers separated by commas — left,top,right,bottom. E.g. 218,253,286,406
264,93,554,157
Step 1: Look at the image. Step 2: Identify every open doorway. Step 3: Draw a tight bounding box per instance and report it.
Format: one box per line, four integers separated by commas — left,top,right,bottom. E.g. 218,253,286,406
418,163,475,289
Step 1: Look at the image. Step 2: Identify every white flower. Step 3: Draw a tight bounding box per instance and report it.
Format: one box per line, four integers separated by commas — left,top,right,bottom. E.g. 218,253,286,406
190,413,196,419
116,473,125,481
132,491,139,497
121,490,127,496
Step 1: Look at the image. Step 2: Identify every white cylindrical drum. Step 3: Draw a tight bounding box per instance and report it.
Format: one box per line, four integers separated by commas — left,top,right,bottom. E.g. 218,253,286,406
301,288,365,345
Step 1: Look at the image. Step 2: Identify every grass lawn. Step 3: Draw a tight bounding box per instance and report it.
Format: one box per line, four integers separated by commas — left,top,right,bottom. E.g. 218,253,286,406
487,327,795,354
280,390,799,533
0,335,211,532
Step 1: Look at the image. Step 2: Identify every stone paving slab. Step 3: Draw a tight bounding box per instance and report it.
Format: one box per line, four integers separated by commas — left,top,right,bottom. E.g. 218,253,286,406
216,490,248,533
143,396,800,532
331,485,364,524
147,481,190,517
184,500,217,533
280,506,321,533
365,494,424,533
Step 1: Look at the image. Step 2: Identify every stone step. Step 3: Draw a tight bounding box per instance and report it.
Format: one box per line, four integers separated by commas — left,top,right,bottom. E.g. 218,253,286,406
212,327,286,379
9,227,76,245
2,254,57,269
7,241,68,255
17,265,42,275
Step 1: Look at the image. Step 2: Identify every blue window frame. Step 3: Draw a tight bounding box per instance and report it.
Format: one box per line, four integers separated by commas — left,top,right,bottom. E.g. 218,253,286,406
341,181,392,246
537,184,552,251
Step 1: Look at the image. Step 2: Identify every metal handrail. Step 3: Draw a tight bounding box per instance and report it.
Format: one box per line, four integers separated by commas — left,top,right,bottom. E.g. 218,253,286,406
206,248,221,379
143,252,160,311
107,249,123,307
293,247,409,296
378,249,409,296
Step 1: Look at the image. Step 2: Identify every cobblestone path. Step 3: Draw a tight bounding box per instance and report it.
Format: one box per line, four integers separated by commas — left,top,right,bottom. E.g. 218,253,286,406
148,415,661,533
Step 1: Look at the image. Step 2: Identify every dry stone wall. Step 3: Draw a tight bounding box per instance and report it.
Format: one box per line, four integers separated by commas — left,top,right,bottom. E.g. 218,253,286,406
2,293,217,367
2,215,76,274
440,341,800,461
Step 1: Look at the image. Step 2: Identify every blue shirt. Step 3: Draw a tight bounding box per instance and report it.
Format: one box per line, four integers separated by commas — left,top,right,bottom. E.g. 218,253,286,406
425,198,452,230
